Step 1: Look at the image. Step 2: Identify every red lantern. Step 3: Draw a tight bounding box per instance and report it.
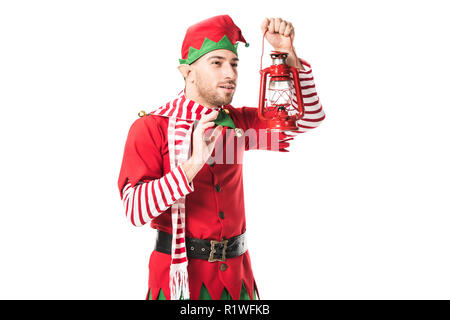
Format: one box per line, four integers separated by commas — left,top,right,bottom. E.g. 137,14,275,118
258,51,304,131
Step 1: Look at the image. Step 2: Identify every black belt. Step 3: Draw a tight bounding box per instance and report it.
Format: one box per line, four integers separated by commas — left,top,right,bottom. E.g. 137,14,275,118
155,230,247,262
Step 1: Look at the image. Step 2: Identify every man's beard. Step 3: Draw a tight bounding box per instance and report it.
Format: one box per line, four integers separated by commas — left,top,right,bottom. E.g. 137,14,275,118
196,79,235,107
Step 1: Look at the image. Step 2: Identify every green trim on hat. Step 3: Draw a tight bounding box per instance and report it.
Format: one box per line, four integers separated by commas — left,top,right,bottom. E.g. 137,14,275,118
179,35,240,65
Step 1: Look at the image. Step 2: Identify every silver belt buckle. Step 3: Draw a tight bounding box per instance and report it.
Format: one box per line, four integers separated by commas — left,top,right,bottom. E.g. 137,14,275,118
208,239,228,262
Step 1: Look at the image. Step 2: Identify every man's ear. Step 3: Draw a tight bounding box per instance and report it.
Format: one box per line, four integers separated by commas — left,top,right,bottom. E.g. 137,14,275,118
178,64,192,82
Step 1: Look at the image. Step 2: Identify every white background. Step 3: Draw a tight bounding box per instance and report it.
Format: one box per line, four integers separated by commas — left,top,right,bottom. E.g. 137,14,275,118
1,0,449,299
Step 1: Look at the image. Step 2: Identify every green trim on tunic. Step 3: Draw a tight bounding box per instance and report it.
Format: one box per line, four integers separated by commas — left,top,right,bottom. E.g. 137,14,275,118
148,282,258,300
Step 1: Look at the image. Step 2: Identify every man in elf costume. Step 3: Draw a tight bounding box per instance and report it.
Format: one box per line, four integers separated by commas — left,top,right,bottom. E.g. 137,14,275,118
118,15,325,300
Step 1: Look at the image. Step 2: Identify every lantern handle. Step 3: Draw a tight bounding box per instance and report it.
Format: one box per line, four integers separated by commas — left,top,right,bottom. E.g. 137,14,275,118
260,29,300,70
290,34,300,69
260,29,267,71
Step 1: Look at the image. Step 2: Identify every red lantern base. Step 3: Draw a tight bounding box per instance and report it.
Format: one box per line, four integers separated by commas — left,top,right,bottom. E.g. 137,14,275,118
266,118,299,132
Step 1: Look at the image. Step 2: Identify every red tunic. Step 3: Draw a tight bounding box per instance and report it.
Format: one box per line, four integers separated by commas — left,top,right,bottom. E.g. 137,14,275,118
117,59,325,300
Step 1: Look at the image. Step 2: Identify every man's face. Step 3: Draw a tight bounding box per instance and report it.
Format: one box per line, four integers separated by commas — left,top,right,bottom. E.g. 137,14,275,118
190,49,239,106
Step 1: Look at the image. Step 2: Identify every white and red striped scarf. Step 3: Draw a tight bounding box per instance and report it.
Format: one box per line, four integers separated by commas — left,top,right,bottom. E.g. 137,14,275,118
149,90,219,300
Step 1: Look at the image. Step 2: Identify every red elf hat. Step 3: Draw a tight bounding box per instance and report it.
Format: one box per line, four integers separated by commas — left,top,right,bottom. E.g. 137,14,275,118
179,15,249,65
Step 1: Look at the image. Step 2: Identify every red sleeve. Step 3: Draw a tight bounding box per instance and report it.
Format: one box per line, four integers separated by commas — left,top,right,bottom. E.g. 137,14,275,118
117,115,194,227
117,115,164,198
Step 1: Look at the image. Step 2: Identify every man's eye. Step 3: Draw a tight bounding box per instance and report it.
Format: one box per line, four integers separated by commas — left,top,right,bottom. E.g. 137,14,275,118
212,61,220,65
232,63,238,67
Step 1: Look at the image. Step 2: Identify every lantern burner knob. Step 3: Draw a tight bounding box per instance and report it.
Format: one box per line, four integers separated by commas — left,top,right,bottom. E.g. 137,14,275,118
270,51,288,65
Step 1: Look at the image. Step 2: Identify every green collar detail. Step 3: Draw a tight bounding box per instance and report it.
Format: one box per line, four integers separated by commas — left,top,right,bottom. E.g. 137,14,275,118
214,108,236,129
214,109,244,137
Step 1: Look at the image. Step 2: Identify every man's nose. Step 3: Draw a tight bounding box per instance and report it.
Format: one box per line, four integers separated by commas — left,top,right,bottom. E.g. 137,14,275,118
222,62,237,80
